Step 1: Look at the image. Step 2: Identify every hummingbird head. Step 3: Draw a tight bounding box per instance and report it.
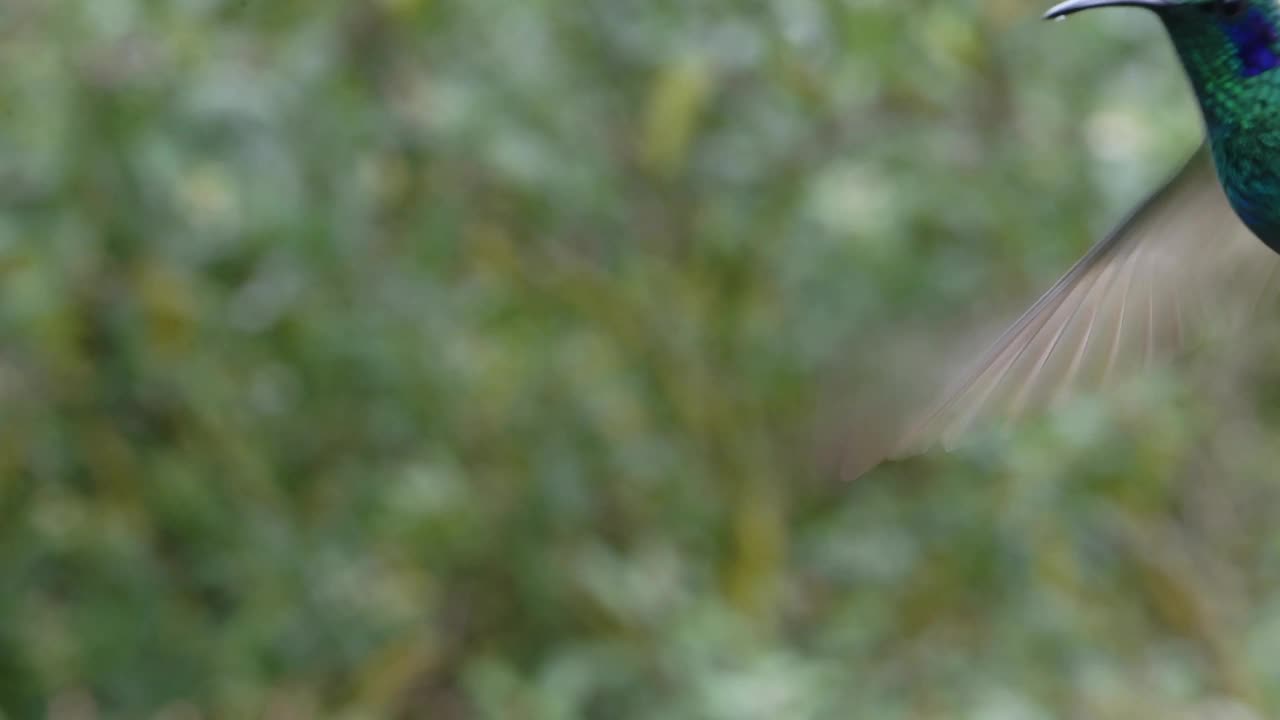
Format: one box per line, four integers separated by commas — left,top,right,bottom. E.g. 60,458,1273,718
1045,0,1280,252
1045,0,1280,79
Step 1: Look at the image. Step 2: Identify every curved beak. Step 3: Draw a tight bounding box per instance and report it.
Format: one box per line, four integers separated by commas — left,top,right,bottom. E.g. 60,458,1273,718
1044,0,1173,19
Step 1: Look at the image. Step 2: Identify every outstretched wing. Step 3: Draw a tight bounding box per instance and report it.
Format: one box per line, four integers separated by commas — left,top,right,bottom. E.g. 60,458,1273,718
886,144,1280,464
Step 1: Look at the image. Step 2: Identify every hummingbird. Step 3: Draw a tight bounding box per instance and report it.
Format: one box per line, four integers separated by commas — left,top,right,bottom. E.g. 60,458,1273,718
858,0,1280,476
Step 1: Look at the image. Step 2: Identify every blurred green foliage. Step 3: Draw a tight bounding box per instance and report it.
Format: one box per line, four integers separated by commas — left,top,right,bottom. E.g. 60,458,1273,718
5,0,1280,717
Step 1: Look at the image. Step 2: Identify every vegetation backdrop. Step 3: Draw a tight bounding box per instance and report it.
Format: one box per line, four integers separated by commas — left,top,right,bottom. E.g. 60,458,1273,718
3,0,1280,718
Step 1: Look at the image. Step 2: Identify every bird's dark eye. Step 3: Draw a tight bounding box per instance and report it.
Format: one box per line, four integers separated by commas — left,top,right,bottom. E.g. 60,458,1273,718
1220,0,1247,17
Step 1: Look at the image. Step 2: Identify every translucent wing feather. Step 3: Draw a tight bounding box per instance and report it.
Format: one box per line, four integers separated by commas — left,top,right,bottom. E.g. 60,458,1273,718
885,144,1280,462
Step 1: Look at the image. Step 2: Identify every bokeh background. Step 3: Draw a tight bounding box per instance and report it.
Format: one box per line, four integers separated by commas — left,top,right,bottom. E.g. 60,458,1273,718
6,0,1280,717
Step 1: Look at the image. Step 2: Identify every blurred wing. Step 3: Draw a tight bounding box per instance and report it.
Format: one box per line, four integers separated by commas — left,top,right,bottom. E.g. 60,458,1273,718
892,144,1280,460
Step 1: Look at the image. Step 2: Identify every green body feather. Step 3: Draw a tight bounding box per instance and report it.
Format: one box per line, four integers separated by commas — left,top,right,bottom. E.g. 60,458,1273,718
1162,1,1280,247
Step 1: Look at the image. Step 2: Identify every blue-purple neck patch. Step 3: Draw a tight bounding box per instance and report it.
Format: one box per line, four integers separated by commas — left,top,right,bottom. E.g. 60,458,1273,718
1221,8,1280,77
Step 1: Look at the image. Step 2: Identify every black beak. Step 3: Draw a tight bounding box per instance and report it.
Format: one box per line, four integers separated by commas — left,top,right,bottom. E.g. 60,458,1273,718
1044,0,1173,19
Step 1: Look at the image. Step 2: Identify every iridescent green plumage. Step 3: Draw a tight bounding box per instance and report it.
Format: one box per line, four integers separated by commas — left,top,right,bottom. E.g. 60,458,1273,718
853,0,1280,477
1162,0,1280,247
